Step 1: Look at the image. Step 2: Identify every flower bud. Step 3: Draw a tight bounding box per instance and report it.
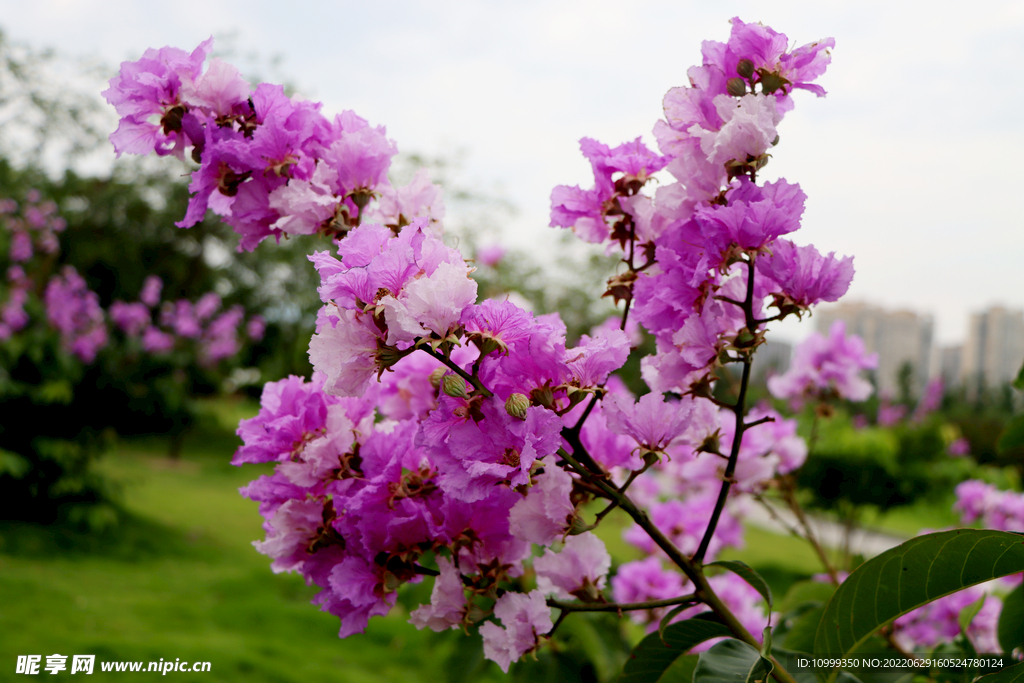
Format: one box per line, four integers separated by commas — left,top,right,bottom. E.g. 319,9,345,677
505,393,529,420
428,367,446,389
734,328,756,348
736,58,755,79
442,374,469,399
567,514,595,536
727,77,747,97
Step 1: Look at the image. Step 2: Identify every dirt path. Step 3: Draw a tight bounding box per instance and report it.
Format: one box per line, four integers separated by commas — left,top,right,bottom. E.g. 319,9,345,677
743,499,909,558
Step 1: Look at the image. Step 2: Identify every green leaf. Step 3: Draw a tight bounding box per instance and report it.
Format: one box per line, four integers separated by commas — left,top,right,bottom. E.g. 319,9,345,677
814,529,1024,677
659,655,699,683
707,560,773,611
659,603,697,644
997,583,1024,655
978,661,1024,683
998,414,1024,454
1013,361,1024,391
776,605,825,655
34,379,73,404
620,615,732,683
778,580,836,614
558,613,629,683
693,639,772,683
958,592,987,635
0,449,30,478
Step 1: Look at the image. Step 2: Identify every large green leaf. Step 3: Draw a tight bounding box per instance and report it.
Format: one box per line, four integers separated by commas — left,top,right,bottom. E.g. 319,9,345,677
620,615,732,683
814,529,1024,673
693,639,772,683
707,560,773,611
997,583,1024,655
978,661,1024,683
777,580,836,614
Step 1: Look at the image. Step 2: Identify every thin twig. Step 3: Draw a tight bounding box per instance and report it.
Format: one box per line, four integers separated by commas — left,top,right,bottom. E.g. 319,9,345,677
547,593,699,613
418,344,493,398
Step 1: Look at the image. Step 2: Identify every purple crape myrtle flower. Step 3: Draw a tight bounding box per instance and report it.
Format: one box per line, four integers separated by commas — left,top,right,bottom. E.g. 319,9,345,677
365,168,446,230
419,397,563,503
408,557,467,632
308,218,477,396
673,405,806,492
480,590,553,673
562,377,643,471
954,480,1024,532
694,93,780,172
234,373,341,466
246,315,266,341
893,587,1001,654
702,18,834,102
912,378,944,422
693,177,805,271
44,266,108,362
550,137,669,246
603,391,692,453
768,321,877,407
139,275,163,307
876,400,907,427
682,572,769,649
199,306,246,366
947,437,970,457
612,557,687,624
508,455,576,546
141,326,175,354
105,39,443,251
109,301,151,337
533,532,612,601
623,492,744,562
102,39,213,157
474,243,506,268
757,239,854,309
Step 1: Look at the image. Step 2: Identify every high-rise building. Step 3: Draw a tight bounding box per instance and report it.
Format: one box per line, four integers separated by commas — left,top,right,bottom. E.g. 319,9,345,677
813,302,933,398
961,307,1024,389
937,345,962,387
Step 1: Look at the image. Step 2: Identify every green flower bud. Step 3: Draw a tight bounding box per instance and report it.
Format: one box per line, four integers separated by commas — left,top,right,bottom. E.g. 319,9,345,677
505,393,529,420
736,58,755,79
727,77,747,97
442,374,469,399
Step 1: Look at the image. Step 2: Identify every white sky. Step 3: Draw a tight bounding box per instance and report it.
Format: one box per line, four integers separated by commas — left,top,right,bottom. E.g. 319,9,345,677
3,0,1023,345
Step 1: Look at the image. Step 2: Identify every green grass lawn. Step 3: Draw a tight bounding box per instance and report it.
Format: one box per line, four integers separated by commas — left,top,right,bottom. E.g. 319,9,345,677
0,400,964,682
0,421,494,682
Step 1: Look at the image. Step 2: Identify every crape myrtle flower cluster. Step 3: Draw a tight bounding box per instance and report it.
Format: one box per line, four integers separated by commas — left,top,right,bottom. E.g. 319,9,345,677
109,18,858,672
0,193,263,366
103,39,442,252
767,320,878,409
110,275,265,366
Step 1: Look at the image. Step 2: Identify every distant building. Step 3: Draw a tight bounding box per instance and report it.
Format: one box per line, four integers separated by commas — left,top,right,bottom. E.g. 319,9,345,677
961,306,1024,389
937,345,962,387
813,302,933,398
